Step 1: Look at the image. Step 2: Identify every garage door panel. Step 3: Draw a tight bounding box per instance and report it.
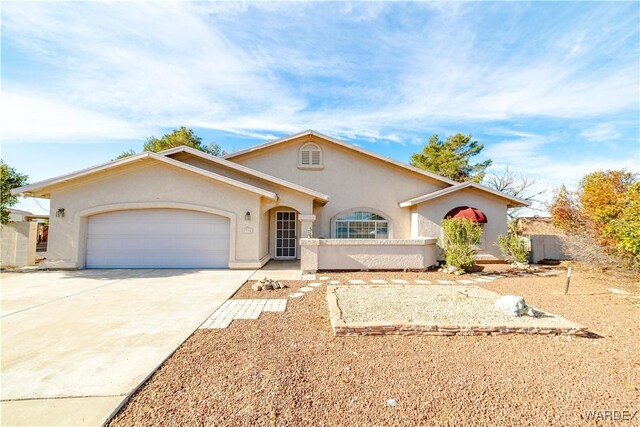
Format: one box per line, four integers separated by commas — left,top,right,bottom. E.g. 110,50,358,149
86,209,230,268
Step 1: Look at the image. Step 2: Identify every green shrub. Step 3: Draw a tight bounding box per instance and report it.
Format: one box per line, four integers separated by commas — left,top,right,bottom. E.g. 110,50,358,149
439,218,483,270
608,181,640,264
496,234,529,264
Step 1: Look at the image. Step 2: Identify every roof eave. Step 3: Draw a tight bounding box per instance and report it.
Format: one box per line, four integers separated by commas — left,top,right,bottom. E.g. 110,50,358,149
11,152,279,201
399,182,531,208
221,129,314,160
222,130,458,186
10,152,153,197
161,145,330,202
148,153,278,200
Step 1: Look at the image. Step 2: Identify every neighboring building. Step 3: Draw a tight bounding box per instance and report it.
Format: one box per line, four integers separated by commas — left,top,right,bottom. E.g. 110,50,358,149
8,208,49,224
518,216,563,236
5,208,49,257
11,130,528,270
8,208,33,222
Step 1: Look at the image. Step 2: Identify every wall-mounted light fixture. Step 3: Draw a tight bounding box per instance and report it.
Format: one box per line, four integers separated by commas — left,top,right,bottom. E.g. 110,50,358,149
245,211,251,221
56,208,65,218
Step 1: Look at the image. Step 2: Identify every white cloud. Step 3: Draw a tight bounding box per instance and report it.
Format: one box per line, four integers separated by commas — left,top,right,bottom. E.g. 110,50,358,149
1,1,305,141
0,92,149,142
579,123,623,142
397,39,638,121
484,132,640,215
1,1,638,144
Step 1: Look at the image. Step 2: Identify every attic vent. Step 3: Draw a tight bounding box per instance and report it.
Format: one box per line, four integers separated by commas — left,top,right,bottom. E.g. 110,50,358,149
299,143,322,168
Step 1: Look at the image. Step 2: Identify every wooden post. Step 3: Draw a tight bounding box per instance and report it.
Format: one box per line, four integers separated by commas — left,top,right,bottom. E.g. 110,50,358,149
564,267,572,295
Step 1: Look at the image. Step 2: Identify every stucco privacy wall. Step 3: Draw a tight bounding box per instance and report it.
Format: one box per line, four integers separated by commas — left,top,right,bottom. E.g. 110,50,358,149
414,188,508,259
300,238,437,273
530,235,569,263
229,134,449,239
44,160,265,268
0,222,37,267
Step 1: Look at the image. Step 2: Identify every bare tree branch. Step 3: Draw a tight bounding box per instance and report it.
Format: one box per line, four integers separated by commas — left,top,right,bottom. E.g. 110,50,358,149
484,167,546,218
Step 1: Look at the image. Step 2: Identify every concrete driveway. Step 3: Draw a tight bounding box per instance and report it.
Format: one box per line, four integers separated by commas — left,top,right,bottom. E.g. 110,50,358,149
0,269,254,426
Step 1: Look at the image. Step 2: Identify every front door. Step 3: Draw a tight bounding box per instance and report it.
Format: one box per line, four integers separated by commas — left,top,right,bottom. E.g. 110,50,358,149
275,211,297,259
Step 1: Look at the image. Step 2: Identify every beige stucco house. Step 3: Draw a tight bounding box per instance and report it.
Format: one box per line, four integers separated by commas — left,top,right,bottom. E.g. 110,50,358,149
12,130,528,271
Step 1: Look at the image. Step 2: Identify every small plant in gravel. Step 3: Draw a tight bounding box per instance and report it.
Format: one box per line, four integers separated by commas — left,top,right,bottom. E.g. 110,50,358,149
438,264,464,275
439,218,483,272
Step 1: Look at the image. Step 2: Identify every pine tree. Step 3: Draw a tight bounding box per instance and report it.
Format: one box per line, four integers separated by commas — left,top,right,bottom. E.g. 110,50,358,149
410,133,491,182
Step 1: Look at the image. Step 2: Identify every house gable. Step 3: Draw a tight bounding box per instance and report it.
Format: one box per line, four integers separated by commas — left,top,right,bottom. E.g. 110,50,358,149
161,146,329,205
225,130,458,186
412,186,512,259
227,132,451,239
400,182,530,209
12,152,277,201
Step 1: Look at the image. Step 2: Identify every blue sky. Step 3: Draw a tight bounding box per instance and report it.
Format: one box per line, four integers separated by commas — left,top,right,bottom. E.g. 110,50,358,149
2,1,639,215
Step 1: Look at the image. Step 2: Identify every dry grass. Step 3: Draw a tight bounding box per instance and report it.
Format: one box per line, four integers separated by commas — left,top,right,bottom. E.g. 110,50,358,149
110,267,639,427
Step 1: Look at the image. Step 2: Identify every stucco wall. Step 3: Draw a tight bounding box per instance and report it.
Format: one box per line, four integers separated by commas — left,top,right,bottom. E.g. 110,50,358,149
171,153,315,262
259,209,270,260
171,154,281,195
1,222,37,267
171,153,316,214
44,160,267,269
230,135,449,239
414,188,509,259
530,235,569,263
300,238,438,273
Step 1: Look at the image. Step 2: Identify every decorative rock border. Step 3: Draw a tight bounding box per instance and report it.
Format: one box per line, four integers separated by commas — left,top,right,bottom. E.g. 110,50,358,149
326,286,588,337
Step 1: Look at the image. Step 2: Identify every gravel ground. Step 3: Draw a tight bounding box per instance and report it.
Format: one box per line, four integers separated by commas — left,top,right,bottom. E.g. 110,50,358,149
335,285,575,327
110,266,639,427
233,280,301,299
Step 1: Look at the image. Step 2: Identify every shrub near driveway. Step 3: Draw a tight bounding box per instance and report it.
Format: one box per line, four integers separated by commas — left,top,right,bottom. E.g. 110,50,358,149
110,268,640,427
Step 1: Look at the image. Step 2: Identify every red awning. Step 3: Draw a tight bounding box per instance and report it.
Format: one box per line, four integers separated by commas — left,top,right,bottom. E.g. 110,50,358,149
444,206,488,223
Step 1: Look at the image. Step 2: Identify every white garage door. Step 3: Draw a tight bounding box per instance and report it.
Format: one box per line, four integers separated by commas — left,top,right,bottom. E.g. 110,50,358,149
86,209,230,268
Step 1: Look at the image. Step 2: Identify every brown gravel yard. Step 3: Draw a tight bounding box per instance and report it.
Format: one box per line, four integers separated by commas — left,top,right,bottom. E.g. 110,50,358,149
110,266,639,427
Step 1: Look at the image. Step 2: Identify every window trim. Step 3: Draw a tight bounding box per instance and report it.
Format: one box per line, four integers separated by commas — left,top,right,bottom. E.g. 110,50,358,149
330,208,392,239
298,143,323,169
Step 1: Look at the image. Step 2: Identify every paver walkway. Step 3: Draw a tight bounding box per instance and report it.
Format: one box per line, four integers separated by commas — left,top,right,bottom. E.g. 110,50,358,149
206,270,563,330
201,299,287,329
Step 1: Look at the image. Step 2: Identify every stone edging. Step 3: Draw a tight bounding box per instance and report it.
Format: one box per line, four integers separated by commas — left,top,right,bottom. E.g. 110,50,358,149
326,286,588,337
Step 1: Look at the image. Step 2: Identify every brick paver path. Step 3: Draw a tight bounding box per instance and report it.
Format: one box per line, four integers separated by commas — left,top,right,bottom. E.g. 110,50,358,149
201,299,287,329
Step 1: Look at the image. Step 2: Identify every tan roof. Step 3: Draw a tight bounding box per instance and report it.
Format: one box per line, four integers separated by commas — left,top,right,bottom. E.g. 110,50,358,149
11,152,278,200
399,182,531,208
160,145,329,204
223,130,459,186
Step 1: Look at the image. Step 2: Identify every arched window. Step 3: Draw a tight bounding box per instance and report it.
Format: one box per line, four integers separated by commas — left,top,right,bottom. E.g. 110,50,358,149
299,143,322,168
334,210,389,239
